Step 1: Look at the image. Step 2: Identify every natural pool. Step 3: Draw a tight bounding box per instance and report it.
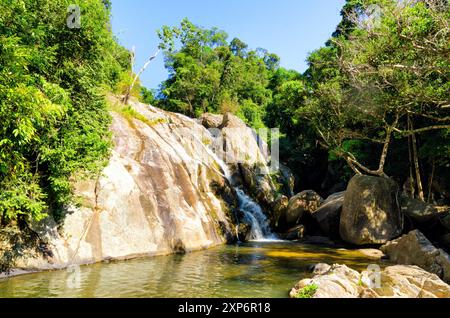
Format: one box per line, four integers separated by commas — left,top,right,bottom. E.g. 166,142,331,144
0,241,389,298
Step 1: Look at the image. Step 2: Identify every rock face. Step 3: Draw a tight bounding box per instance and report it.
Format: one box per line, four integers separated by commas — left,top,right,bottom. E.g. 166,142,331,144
381,230,450,283
213,113,269,167
290,264,450,298
239,163,276,211
200,112,280,221
283,190,323,229
311,192,344,238
340,175,403,245
15,100,238,271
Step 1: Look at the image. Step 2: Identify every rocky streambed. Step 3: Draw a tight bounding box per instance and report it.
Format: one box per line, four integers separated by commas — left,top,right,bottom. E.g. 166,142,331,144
1,98,450,298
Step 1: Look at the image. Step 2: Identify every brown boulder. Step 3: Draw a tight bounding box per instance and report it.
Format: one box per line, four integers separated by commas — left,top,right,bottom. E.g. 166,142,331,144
219,112,247,129
200,113,224,129
340,175,403,245
311,192,344,238
285,190,323,228
381,230,450,283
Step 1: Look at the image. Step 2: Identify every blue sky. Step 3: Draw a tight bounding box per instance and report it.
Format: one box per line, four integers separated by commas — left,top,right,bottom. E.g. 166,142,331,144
111,0,346,89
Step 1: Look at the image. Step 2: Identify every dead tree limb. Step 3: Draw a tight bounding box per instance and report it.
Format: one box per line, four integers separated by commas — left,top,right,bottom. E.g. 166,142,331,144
122,48,160,105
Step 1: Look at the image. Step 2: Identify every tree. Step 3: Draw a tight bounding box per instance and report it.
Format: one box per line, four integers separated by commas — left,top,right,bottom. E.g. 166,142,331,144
0,0,129,222
298,0,449,190
156,19,273,127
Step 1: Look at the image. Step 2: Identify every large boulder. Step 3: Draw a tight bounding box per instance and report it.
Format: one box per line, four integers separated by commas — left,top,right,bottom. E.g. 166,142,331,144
236,222,251,243
340,175,403,245
311,192,344,238
219,112,247,129
381,230,450,283
199,113,223,129
290,263,450,298
11,100,238,271
201,112,276,213
284,190,323,229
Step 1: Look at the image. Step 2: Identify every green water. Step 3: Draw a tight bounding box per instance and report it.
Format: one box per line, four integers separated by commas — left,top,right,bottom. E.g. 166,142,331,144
0,241,388,298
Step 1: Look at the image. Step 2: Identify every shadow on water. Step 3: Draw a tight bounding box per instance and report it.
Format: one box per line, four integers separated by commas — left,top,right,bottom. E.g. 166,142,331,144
0,241,391,298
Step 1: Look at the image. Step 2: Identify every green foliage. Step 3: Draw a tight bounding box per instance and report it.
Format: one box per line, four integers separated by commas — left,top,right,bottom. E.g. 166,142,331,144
140,86,157,105
157,18,274,129
110,102,167,127
0,0,128,222
295,0,449,190
294,284,319,298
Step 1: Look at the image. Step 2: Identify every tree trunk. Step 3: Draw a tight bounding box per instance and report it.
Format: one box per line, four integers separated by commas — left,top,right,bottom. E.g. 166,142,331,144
407,121,416,198
122,49,159,105
408,115,424,201
427,158,436,203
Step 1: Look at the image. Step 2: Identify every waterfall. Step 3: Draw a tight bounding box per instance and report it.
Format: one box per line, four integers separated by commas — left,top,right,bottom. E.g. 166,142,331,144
235,189,275,241
196,136,275,241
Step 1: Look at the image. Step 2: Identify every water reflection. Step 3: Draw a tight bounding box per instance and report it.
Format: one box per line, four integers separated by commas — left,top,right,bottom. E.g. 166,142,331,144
0,242,389,298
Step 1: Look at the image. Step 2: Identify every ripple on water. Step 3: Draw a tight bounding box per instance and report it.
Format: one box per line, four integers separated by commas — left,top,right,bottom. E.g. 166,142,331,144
0,242,391,298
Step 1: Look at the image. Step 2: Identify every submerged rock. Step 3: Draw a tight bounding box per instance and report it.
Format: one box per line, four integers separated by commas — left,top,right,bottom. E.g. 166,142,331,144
381,230,450,283
340,175,403,245
290,263,450,298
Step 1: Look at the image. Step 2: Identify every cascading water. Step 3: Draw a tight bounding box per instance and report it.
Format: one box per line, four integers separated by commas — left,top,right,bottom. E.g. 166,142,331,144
196,135,276,241
235,189,275,240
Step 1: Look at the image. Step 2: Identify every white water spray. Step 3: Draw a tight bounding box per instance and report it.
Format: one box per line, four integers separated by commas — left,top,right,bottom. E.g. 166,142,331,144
196,135,276,241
